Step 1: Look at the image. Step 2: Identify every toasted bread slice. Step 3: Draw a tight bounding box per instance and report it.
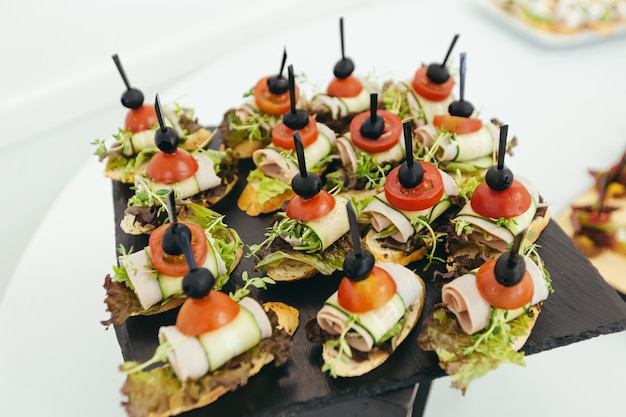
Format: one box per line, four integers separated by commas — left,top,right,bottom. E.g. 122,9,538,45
237,181,295,217
230,138,266,159
363,229,429,266
321,271,426,377
121,302,299,417
263,258,320,282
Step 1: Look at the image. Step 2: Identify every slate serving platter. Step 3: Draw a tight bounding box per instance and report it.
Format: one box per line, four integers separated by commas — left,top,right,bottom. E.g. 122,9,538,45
109,133,626,417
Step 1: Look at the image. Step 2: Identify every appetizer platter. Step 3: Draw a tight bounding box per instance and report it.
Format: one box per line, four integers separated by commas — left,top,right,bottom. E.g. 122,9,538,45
479,0,626,47
96,28,626,417
105,133,626,417
556,151,626,296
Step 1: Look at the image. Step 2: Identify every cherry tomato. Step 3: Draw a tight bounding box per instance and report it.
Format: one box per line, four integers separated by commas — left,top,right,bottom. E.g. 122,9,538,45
176,290,240,336
149,221,208,277
146,149,198,184
124,104,158,133
327,75,363,98
384,162,444,211
470,180,532,219
253,76,300,116
349,110,403,153
411,66,454,102
475,259,534,310
285,191,336,221
271,116,319,150
582,210,611,225
338,266,397,313
433,115,482,134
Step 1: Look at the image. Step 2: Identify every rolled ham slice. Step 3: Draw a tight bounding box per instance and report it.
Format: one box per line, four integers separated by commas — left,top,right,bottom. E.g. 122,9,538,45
158,297,272,381
239,297,272,339
252,123,336,184
309,94,349,119
316,262,423,352
452,175,540,252
120,249,162,310
362,169,459,243
442,257,549,334
252,148,299,184
309,77,376,118
235,101,272,132
336,136,358,173
158,326,210,381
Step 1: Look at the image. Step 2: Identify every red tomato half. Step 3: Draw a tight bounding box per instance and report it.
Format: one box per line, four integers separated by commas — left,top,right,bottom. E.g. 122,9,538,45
349,110,403,153
125,104,158,133
470,180,532,219
271,116,319,150
176,290,240,336
285,191,336,221
253,76,299,116
475,259,534,310
327,75,363,98
585,211,611,225
338,266,397,313
149,221,208,277
384,162,444,211
146,149,198,184
433,115,482,134
411,66,454,102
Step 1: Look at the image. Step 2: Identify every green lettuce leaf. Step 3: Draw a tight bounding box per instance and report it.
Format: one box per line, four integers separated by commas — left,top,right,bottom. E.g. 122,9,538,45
120,318,292,417
254,250,345,276
246,168,292,206
417,307,533,394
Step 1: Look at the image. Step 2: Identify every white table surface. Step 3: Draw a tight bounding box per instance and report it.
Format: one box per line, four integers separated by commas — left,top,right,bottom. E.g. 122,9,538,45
2,1,626,416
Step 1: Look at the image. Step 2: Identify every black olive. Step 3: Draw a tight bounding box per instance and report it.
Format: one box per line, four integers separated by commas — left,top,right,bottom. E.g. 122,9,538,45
426,63,450,84
155,126,179,154
360,93,384,139
292,172,322,199
485,164,513,191
121,87,144,110
161,223,192,256
268,47,289,95
360,115,384,139
182,268,215,299
448,100,474,118
267,75,289,95
494,251,526,287
343,251,375,282
398,160,424,189
283,109,309,131
333,57,355,79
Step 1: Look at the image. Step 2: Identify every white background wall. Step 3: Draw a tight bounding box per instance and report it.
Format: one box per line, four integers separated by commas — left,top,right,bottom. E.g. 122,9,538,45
0,0,384,298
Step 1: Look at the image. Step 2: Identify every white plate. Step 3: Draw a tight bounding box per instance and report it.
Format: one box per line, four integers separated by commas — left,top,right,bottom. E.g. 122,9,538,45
475,0,626,48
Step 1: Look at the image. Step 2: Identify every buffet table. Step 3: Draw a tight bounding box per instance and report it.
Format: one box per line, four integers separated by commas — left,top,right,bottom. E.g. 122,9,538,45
2,1,626,416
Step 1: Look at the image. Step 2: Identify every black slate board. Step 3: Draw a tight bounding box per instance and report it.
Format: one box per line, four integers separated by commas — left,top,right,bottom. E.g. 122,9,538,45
110,133,626,417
